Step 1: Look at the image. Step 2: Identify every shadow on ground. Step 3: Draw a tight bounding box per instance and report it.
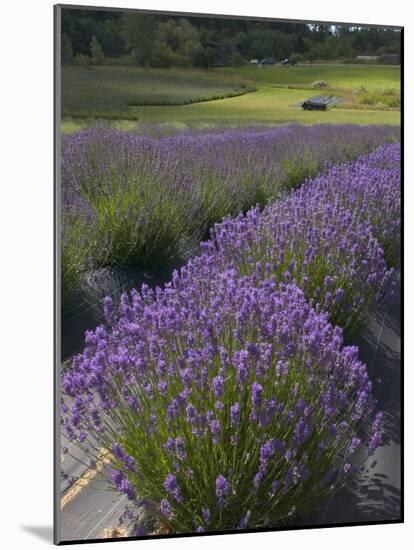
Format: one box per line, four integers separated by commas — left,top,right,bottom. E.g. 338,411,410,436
21,525,53,543
300,276,401,526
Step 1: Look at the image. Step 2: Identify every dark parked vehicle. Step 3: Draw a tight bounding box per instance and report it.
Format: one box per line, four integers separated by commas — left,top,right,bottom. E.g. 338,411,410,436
301,95,333,111
260,57,275,65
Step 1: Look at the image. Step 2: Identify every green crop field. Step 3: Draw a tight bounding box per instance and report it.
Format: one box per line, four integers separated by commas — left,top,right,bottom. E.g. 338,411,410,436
62,66,255,113
61,63,400,133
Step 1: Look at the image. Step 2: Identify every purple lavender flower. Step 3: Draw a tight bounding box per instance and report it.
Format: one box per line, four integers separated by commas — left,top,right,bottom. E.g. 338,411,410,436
350,436,361,453
238,510,252,529
368,431,383,455
202,508,211,525
164,474,178,492
270,479,281,496
210,419,221,445
160,499,172,519
216,474,230,508
212,375,224,398
110,469,136,500
230,403,241,427
119,478,137,501
164,473,183,503
175,437,186,461
251,381,263,413
253,471,264,489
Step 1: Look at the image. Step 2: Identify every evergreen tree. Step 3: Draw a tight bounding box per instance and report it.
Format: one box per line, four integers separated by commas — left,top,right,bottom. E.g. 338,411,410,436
90,35,105,66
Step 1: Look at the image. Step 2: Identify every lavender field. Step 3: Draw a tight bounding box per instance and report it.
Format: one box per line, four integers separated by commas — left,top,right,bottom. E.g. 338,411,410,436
61,136,401,535
61,124,399,304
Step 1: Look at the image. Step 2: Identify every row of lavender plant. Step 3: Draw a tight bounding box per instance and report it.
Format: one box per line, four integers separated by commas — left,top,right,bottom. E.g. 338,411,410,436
61,124,399,303
207,142,400,332
61,143,400,534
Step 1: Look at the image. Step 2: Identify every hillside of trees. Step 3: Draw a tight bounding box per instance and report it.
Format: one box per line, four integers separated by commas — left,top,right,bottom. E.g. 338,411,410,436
61,8,401,68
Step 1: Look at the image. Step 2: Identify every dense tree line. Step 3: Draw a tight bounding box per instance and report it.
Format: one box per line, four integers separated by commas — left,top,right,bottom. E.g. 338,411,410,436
61,9,401,67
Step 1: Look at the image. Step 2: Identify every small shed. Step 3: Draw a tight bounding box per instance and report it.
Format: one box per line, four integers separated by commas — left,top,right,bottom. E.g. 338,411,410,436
301,95,335,111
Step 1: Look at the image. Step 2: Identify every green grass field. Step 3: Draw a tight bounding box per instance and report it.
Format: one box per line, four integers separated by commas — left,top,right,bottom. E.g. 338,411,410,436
220,64,400,91
61,63,401,132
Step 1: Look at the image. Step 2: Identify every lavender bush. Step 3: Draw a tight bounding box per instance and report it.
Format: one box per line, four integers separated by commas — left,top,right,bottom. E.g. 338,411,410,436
62,271,381,533
61,129,196,301
61,124,399,301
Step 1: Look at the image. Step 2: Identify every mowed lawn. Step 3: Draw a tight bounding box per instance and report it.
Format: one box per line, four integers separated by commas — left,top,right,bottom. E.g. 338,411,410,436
221,64,401,91
61,64,401,132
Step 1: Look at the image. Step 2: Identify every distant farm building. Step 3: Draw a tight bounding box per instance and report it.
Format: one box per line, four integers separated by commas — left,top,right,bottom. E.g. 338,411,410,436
356,55,379,61
381,53,400,65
